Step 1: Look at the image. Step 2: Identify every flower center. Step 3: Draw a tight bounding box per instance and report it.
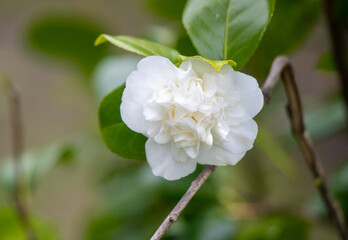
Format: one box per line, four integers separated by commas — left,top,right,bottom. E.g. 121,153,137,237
143,68,232,159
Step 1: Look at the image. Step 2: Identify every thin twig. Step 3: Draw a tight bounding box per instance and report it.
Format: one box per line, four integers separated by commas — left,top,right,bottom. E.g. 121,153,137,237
262,56,347,240
323,0,348,123
4,77,37,240
150,165,216,240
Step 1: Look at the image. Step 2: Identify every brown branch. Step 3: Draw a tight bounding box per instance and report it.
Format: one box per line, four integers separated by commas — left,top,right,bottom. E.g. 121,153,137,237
262,56,347,240
4,77,37,240
150,165,216,240
324,0,348,124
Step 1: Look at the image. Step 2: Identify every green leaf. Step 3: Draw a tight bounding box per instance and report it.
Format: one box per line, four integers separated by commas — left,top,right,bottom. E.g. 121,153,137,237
178,55,236,71
183,0,276,69
27,15,108,75
95,34,180,64
99,86,147,160
246,0,320,78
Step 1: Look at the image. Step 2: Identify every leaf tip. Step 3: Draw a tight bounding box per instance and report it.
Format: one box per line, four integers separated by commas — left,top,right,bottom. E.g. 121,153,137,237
94,34,109,46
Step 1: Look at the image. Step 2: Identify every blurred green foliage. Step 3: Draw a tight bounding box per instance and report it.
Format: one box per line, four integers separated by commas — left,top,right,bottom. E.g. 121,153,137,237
92,55,140,100
0,205,61,240
27,15,109,75
1,143,76,193
335,0,348,21
146,0,188,21
246,0,320,79
312,161,348,221
331,161,348,221
86,163,232,240
317,52,337,72
235,214,310,240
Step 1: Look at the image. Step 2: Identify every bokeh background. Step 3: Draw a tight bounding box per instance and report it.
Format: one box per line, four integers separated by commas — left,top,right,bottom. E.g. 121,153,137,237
0,0,347,239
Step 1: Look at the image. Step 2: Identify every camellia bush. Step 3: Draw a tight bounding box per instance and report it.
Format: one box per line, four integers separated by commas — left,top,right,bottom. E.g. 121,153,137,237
94,0,347,239
1,0,348,239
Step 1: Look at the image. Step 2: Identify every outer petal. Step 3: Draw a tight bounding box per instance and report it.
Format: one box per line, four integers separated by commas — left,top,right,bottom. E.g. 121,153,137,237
133,56,180,89
146,139,197,180
197,144,246,166
221,120,258,154
234,72,264,118
121,84,153,135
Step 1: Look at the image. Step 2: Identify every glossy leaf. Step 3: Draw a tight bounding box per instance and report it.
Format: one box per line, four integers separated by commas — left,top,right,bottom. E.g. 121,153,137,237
99,86,147,160
95,34,180,64
183,0,276,69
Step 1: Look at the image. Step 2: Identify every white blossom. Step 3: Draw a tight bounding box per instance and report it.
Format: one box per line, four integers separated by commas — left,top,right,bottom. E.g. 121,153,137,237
120,56,263,180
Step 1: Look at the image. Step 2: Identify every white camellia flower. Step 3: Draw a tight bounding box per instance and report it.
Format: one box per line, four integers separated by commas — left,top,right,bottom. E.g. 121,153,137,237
120,56,263,180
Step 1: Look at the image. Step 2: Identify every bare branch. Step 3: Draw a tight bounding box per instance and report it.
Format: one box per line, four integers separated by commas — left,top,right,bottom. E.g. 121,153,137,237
262,56,347,240
150,165,216,240
4,77,37,240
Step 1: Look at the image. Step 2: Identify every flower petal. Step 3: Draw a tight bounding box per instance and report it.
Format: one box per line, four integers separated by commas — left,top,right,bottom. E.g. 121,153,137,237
234,72,264,118
221,120,258,154
197,144,246,166
121,56,182,135
145,139,197,180
120,84,153,135
134,56,180,88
